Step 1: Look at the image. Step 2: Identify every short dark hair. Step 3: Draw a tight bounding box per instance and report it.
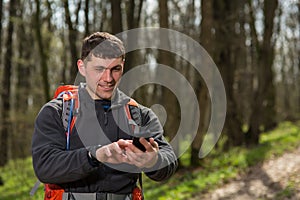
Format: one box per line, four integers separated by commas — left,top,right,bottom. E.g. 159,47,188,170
81,32,125,61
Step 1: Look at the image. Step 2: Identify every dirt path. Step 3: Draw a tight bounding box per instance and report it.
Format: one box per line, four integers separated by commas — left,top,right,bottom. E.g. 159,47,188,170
192,147,300,200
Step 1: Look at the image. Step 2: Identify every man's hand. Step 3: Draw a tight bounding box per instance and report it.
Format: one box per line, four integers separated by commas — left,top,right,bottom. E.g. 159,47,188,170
94,138,159,168
125,137,159,169
95,139,130,164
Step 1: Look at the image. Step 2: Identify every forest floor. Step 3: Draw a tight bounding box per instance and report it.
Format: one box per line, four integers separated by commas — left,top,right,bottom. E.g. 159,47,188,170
191,146,300,200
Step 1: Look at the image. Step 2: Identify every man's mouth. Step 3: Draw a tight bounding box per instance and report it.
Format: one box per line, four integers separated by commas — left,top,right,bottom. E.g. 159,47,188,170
98,84,114,91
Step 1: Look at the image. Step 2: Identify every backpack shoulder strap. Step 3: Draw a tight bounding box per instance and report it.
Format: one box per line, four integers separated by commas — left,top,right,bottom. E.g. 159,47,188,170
124,98,142,133
124,99,144,194
54,85,79,150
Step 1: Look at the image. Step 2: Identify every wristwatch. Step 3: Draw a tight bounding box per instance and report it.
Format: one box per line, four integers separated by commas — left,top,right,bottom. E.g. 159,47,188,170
86,145,102,164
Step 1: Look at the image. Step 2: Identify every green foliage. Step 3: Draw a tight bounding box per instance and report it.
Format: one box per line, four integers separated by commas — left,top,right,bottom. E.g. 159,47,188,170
0,121,299,200
0,157,44,200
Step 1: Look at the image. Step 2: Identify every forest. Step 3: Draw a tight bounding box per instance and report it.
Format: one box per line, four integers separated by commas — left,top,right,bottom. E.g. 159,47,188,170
0,0,299,199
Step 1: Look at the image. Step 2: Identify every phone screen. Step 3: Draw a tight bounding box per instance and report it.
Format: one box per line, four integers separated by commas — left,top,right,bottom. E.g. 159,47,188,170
132,131,151,152
133,137,150,152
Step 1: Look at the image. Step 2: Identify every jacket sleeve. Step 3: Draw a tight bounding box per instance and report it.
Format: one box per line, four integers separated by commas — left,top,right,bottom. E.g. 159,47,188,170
31,100,98,184
139,106,178,181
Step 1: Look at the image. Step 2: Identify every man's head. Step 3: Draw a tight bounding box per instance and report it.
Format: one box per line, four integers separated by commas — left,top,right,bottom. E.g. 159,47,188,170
78,32,125,100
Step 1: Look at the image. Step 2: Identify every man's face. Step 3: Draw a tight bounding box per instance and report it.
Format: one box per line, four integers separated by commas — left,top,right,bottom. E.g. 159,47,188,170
78,55,124,100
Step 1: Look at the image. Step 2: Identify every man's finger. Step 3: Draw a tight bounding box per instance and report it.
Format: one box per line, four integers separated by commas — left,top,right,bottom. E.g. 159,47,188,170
104,146,112,157
111,142,123,154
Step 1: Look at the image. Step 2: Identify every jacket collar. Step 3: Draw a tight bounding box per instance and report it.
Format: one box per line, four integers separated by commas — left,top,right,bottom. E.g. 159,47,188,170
78,83,131,109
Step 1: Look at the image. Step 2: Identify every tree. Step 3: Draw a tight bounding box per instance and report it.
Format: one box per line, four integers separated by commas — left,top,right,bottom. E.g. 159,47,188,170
276,0,300,121
246,0,279,145
190,0,213,166
14,0,33,158
0,0,18,166
213,0,245,147
0,0,3,61
123,0,144,75
34,0,50,101
84,0,90,36
158,0,181,161
126,0,143,30
298,0,300,115
64,0,81,83
111,0,123,34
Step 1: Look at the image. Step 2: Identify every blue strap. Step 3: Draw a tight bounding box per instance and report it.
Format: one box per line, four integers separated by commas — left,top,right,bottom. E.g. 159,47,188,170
57,91,75,151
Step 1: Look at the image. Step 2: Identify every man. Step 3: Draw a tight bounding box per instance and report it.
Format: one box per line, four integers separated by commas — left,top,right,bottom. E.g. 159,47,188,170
32,32,178,200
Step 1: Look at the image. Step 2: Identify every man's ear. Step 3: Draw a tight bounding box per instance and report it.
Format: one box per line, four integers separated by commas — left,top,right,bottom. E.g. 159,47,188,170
77,59,86,77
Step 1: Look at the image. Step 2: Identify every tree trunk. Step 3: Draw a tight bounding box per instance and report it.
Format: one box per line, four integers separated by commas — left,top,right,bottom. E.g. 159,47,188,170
124,0,144,74
158,0,180,163
84,0,90,36
246,0,278,145
14,1,32,158
260,0,278,131
123,0,144,102
111,0,122,34
126,0,143,30
0,0,3,59
64,0,80,83
234,0,249,126
45,0,54,33
34,0,50,101
298,0,300,115
99,0,108,32
213,0,244,147
190,0,213,167
0,0,17,166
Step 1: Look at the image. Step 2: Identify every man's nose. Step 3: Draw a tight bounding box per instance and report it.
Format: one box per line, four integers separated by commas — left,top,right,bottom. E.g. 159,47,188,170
101,69,113,82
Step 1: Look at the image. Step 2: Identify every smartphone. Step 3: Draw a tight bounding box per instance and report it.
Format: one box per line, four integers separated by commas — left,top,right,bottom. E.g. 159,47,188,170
132,131,151,152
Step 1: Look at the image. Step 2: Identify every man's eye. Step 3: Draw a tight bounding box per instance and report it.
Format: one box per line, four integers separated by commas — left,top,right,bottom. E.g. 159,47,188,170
95,67,105,72
112,65,122,72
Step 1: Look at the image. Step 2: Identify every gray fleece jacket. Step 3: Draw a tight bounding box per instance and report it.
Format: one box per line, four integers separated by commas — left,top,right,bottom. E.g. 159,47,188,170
32,84,177,194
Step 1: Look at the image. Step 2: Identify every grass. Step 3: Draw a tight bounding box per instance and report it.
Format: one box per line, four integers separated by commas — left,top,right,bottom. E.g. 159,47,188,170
142,121,300,199
0,158,44,200
275,184,296,200
0,121,299,200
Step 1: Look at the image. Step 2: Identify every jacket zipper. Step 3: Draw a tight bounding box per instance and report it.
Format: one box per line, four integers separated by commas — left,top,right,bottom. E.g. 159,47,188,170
104,111,108,125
